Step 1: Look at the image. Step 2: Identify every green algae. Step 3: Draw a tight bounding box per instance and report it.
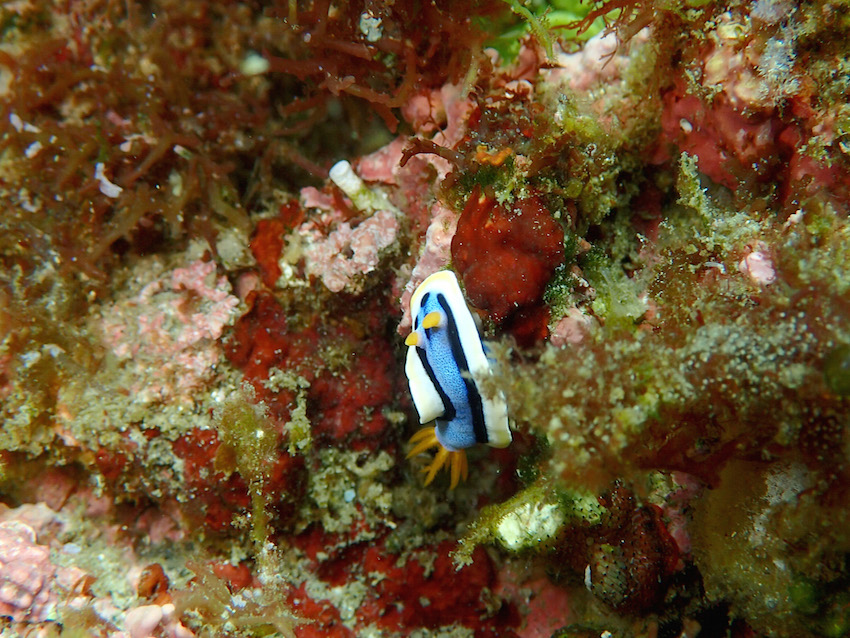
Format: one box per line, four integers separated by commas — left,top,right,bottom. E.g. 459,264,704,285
174,560,299,638
453,482,557,566
263,368,313,454
693,460,850,638
480,158,850,634
448,32,850,619
501,0,556,60
823,345,850,396
213,388,280,546
453,479,605,567
483,0,605,64
582,251,649,329
455,156,522,205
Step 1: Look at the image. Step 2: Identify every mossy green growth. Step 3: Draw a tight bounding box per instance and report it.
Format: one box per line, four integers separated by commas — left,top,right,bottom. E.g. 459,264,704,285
820,590,850,638
454,156,523,206
550,625,613,638
544,262,572,310
788,579,820,616
515,436,550,485
543,241,582,318
674,152,768,252
823,345,850,396
581,249,648,330
174,560,298,637
453,479,604,567
453,481,564,566
213,388,279,545
501,0,556,59
265,368,313,454
541,117,630,227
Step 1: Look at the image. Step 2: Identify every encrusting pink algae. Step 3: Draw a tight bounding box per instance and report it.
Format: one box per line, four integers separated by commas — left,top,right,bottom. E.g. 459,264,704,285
0,0,849,636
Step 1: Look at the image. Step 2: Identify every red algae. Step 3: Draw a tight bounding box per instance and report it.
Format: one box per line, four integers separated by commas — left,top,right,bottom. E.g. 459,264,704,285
171,428,250,533
225,290,400,447
452,189,564,325
359,540,511,633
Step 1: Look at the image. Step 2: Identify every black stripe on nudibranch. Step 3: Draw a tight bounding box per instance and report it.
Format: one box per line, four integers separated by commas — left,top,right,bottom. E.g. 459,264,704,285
417,344,456,422
438,293,488,444
414,292,430,330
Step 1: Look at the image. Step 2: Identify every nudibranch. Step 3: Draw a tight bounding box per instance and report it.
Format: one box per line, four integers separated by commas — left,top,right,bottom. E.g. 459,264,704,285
404,270,511,489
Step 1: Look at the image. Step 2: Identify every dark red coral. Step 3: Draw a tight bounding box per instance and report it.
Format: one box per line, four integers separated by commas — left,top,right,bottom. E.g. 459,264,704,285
358,540,516,634
172,428,250,532
451,189,564,329
224,292,314,423
657,79,784,192
287,583,355,638
94,446,129,482
137,563,171,603
250,202,306,289
308,337,395,447
225,291,398,447
251,219,286,289
656,76,850,209
286,527,517,635
210,561,255,591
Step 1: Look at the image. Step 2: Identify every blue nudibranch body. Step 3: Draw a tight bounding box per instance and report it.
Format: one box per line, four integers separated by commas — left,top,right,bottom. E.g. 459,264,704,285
404,270,511,488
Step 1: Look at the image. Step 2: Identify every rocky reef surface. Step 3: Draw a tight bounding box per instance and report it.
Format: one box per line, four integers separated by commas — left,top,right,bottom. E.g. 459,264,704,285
1,1,848,636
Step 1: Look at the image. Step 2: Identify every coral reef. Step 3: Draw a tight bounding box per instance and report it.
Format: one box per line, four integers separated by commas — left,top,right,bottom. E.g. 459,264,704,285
1,0,849,636
0,517,88,623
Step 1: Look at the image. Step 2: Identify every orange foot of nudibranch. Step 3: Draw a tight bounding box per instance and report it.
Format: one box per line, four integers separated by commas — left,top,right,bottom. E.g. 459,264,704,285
406,426,469,489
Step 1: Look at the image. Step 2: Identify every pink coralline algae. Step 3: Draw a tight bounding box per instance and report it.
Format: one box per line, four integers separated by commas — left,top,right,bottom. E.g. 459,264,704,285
0,520,87,623
397,201,459,333
549,307,595,347
400,83,475,178
0,500,197,637
287,534,515,636
301,209,399,294
546,30,652,95
99,257,240,404
125,602,194,638
356,137,437,233
738,244,777,285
